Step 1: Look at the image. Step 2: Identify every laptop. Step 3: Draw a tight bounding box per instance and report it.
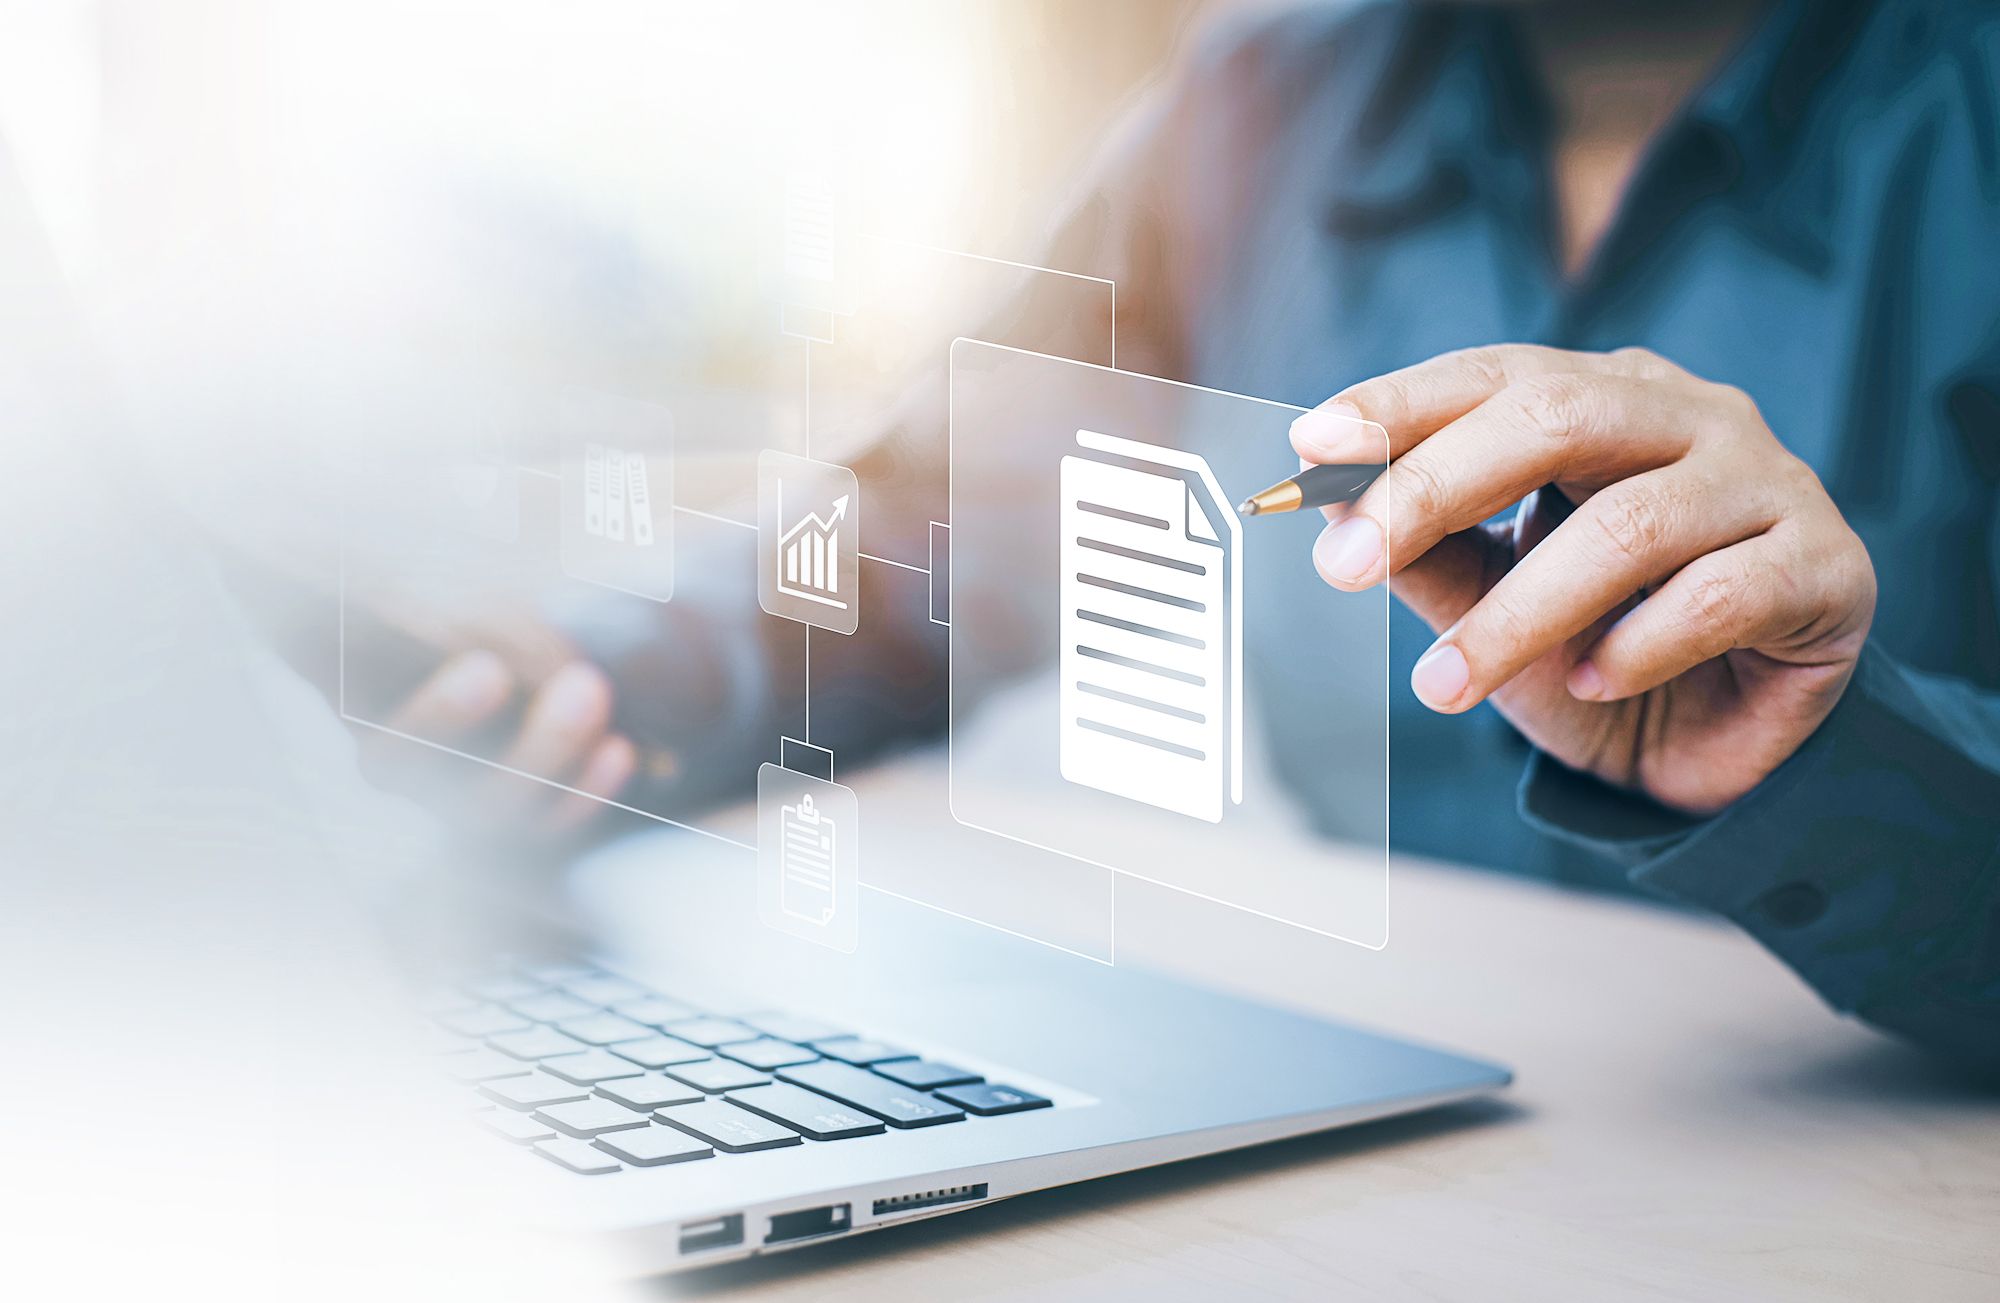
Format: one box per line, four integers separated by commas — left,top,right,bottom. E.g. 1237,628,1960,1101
438,826,1511,1276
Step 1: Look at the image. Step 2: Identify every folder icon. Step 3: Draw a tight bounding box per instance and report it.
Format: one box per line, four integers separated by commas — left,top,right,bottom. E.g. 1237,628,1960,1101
1058,429,1241,823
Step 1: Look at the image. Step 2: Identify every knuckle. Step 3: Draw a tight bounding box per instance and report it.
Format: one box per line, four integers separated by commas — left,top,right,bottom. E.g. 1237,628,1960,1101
1391,455,1453,525
1708,380,1765,427
1609,345,1685,380
1681,568,1742,648
1449,344,1518,392
1468,589,1540,659
1588,487,1673,569
1507,373,1594,444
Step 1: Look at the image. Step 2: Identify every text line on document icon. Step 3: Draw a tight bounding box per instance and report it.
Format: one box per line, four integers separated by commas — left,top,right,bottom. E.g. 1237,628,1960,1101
1058,430,1241,822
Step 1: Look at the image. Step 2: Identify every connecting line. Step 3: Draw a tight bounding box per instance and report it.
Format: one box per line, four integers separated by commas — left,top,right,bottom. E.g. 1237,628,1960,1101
857,232,1119,369
803,626,811,744
342,713,758,853
859,551,929,575
674,504,755,531
516,465,560,481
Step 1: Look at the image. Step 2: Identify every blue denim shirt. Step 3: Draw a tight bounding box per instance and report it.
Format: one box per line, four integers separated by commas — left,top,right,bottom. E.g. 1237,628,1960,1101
590,0,2000,1072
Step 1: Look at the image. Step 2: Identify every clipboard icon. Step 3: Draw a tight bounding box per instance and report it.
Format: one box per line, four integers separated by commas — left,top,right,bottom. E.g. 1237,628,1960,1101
779,792,836,925
757,765,859,951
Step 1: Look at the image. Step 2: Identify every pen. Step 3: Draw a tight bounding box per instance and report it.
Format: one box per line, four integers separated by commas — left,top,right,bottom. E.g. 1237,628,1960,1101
1235,462,1384,517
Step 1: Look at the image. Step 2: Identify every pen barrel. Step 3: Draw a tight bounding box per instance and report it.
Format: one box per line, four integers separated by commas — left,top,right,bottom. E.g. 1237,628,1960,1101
1294,462,1383,510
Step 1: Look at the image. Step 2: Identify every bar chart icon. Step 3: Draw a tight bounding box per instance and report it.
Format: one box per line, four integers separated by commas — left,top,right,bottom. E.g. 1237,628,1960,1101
758,451,860,634
778,493,848,608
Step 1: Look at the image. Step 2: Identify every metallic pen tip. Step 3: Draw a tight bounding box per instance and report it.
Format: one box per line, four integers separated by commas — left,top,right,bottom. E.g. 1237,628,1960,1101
1236,498,1260,516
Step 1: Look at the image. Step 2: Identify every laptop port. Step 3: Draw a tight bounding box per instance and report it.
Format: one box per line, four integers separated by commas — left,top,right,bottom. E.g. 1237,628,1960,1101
677,1214,744,1255
765,1203,852,1244
872,1183,989,1217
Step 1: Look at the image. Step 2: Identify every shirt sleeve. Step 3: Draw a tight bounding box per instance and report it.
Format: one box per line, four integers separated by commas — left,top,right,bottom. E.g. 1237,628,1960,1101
1519,644,2000,1077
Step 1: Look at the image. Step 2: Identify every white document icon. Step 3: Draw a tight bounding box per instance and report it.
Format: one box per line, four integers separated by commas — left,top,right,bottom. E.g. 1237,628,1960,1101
1059,429,1241,823
779,792,837,925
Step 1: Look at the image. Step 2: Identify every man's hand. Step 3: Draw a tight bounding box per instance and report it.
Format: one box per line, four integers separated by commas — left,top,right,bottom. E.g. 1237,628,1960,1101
371,649,638,840
1293,344,1877,815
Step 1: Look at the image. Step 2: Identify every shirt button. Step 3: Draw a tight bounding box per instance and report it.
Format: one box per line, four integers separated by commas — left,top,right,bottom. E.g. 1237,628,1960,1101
1754,882,1827,928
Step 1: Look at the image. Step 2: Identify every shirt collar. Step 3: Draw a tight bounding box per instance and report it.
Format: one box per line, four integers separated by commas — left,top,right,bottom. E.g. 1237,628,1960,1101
1325,0,1880,275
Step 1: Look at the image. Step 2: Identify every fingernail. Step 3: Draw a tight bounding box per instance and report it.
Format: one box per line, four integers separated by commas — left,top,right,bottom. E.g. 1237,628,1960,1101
1411,642,1470,711
1313,515,1382,586
438,650,510,712
542,661,609,728
1290,400,1365,459
1568,659,1606,701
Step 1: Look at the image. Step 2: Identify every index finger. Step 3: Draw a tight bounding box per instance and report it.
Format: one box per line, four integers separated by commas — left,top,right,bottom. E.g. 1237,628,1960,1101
388,650,514,739
1291,344,1678,463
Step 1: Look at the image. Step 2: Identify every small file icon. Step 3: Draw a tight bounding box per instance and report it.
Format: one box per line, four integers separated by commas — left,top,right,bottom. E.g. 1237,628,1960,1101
1058,429,1241,823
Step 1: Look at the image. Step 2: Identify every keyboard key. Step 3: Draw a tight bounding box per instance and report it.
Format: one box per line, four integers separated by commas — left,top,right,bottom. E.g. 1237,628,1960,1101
656,1100,802,1153
533,1097,652,1138
562,974,648,1005
935,1083,1053,1116
873,1060,982,1090
480,1071,592,1111
721,1038,821,1071
728,1083,886,1140
740,1012,848,1044
810,1036,916,1066
664,1017,760,1048
487,1026,592,1061
480,1110,557,1144
462,973,543,1003
444,1048,536,1084
554,1012,655,1045
596,1075,706,1111
518,961,598,985
540,1050,647,1086
508,992,597,1023
779,1061,964,1129
533,1137,621,1174
436,1004,531,1038
592,1124,715,1167
609,1036,712,1069
612,996,702,1027
665,1059,770,1093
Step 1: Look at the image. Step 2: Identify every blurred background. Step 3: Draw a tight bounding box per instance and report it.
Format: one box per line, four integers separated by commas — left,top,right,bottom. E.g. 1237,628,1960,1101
0,5,1288,1296
0,0,1253,563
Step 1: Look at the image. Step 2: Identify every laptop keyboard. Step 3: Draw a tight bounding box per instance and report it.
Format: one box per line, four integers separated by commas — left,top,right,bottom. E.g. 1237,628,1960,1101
432,963,1053,1174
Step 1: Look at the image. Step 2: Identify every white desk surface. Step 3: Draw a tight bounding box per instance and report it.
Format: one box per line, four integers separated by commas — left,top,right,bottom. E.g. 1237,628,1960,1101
655,781,2000,1301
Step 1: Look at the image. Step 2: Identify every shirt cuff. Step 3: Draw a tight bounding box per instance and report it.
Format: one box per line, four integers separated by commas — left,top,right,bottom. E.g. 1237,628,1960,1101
1519,644,2000,1014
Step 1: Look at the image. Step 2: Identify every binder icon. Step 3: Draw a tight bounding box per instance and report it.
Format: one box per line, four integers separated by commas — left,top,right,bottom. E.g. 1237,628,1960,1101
1058,429,1241,823
779,792,837,925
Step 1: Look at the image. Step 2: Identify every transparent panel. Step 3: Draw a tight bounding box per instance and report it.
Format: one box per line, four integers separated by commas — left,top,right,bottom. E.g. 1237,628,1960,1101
949,339,1390,947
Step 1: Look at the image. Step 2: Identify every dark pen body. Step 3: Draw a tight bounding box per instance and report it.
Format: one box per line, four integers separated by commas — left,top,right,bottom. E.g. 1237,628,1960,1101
1236,462,1384,517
